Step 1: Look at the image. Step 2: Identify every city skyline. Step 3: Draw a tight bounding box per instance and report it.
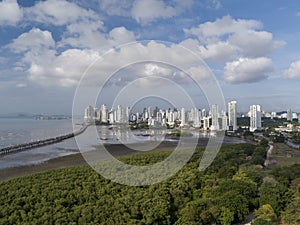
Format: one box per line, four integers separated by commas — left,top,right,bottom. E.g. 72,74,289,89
84,100,300,132
1,1,300,114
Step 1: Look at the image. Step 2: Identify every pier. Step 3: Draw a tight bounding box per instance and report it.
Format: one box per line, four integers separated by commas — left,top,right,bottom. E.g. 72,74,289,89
0,125,88,156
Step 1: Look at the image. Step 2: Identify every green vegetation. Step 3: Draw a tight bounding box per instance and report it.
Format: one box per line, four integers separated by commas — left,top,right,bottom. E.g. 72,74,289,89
270,143,300,167
166,131,193,138
0,143,299,224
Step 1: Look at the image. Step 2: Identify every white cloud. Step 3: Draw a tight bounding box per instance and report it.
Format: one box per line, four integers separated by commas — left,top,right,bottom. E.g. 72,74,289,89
9,28,208,88
59,23,136,50
27,49,100,87
0,0,23,26
209,0,222,10
99,0,132,16
284,61,300,79
185,15,262,43
224,57,273,84
228,30,285,57
8,28,55,53
131,0,193,24
108,27,136,45
58,21,106,49
24,0,99,26
184,15,284,61
198,42,238,62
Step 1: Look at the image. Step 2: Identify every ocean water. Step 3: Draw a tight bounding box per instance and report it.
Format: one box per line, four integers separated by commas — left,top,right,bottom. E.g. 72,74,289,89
0,118,245,170
0,118,84,169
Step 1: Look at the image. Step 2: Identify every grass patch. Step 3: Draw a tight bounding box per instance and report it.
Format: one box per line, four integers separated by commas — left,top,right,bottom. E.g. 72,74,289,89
269,143,300,167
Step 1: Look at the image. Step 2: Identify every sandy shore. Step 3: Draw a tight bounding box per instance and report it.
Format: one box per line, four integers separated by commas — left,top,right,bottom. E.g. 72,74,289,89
0,136,244,182
0,141,180,182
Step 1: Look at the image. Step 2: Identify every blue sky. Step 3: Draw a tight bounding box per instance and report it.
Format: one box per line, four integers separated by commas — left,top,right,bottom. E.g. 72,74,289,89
1,0,300,115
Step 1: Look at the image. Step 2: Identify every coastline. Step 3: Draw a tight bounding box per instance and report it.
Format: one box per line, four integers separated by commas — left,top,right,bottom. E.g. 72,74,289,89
0,136,246,182
0,141,178,182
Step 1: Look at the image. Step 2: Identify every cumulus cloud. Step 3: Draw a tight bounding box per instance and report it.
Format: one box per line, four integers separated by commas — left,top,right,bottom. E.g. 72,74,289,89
209,0,222,9
59,23,136,50
224,57,273,84
228,30,285,57
185,15,262,43
24,0,99,26
184,15,284,61
8,28,55,53
131,0,194,24
0,0,23,26
99,0,132,17
8,28,100,87
8,27,210,88
27,49,100,87
198,42,238,62
284,61,300,79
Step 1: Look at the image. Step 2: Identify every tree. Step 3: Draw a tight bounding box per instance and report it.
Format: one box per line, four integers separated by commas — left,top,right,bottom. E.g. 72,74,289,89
251,218,277,225
281,198,300,225
254,204,277,222
219,207,234,225
259,138,269,148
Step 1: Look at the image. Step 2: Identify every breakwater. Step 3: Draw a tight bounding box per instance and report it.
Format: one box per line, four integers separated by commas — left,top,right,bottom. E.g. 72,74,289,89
0,125,88,156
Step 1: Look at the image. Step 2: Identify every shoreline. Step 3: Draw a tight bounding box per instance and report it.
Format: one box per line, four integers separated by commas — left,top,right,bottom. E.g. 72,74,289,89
0,141,179,182
0,137,246,182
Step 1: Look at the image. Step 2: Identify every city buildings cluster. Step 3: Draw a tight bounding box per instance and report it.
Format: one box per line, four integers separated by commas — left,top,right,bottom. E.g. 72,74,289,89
84,102,299,132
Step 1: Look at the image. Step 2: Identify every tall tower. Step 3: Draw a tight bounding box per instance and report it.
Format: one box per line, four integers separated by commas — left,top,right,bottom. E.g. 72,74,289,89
211,104,219,131
228,101,237,131
100,104,108,123
250,105,262,132
180,108,186,126
84,105,94,121
287,108,293,121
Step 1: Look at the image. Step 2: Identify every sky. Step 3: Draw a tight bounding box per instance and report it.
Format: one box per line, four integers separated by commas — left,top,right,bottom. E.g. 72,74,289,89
1,0,300,115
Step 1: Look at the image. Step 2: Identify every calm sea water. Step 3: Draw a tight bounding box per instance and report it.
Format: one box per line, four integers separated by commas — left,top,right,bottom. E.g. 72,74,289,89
0,118,245,170
0,118,84,169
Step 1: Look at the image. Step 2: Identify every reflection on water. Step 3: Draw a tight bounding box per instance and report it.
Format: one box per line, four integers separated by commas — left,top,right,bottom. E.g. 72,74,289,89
0,122,245,170
0,118,82,148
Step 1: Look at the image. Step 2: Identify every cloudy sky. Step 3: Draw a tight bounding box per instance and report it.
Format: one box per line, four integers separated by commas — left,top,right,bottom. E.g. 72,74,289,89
1,0,300,115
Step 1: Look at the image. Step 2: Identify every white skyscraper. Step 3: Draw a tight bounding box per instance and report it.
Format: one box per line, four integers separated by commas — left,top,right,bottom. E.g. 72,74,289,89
84,105,95,121
228,101,237,131
250,105,262,132
191,108,201,128
95,109,101,121
287,108,293,121
100,104,108,123
203,117,210,130
221,114,228,131
210,104,219,130
180,108,186,126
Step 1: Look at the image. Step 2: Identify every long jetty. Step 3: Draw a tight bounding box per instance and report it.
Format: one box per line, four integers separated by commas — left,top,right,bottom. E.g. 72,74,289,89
0,125,88,156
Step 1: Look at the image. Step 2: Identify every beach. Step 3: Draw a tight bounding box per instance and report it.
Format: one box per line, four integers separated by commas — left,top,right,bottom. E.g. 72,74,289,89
0,136,245,182
0,141,179,182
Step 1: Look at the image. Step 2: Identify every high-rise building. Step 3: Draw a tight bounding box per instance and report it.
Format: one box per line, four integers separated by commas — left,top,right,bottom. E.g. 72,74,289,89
250,105,262,132
191,108,201,128
219,110,228,131
271,112,277,119
84,105,95,121
180,108,186,126
100,104,108,123
228,101,237,131
95,108,101,121
108,110,115,124
210,104,219,130
203,117,210,130
287,108,293,121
